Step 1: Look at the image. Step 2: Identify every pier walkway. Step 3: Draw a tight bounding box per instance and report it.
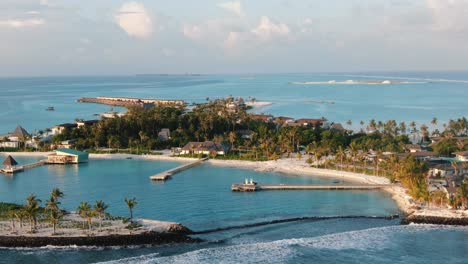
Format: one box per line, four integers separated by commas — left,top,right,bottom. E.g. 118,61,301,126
1,160,47,174
23,160,47,170
150,158,208,181
231,183,390,192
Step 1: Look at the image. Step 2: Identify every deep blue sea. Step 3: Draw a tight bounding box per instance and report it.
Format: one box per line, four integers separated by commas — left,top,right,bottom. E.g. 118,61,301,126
0,72,467,263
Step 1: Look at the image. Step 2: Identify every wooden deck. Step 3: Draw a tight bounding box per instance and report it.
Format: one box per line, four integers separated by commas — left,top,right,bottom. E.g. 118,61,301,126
150,158,208,181
231,183,389,192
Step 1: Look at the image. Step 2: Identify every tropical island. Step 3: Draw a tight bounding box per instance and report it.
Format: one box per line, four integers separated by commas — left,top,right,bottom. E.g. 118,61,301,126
1,96,467,247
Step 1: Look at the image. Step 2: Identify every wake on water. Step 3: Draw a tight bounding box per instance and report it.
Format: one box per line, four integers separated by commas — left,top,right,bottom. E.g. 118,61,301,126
97,225,468,264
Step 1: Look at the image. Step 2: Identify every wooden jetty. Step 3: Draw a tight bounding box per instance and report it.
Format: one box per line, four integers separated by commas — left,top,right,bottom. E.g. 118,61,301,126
231,183,389,192
150,158,208,181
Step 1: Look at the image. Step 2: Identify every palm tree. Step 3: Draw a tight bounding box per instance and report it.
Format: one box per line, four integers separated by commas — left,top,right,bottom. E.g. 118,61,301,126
94,200,109,231
348,142,359,172
49,210,63,235
51,188,64,202
77,202,93,230
228,131,236,152
25,194,42,232
431,117,438,132
124,197,138,220
399,121,407,135
45,197,60,212
13,209,28,232
336,146,346,172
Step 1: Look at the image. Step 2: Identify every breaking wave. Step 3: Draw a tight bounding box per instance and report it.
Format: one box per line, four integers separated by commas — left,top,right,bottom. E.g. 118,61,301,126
98,225,468,264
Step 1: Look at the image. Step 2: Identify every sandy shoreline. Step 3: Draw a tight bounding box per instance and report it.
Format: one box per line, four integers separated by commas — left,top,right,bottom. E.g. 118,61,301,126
2,151,466,221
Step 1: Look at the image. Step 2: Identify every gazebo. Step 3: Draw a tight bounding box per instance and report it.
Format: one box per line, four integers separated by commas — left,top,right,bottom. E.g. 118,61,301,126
2,155,23,173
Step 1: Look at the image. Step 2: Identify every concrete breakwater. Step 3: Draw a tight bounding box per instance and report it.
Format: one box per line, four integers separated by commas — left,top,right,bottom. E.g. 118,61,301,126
78,97,186,109
402,215,468,226
0,232,199,248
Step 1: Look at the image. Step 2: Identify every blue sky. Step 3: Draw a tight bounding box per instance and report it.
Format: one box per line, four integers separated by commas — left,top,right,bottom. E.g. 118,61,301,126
0,0,467,76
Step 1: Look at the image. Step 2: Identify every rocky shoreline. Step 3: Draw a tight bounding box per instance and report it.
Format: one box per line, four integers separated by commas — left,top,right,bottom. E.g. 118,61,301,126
401,215,468,226
0,231,200,248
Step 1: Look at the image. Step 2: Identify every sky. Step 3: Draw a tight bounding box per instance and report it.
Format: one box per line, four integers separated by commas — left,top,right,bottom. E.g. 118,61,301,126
1,0,468,76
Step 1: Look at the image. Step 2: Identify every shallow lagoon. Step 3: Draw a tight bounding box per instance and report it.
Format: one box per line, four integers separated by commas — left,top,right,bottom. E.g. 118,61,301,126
0,157,399,230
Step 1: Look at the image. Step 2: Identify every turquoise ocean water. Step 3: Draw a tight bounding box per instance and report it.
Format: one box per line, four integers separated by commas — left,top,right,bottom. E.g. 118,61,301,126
1,72,467,133
0,72,467,263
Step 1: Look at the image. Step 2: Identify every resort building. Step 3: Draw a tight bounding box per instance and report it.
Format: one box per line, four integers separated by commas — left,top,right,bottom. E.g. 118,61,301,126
275,116,295,125
295,118,326,127
47,148,89,164
428,162,468,178
250,114,274,123
398,151,436,161
0,125,31,149
454,151,468,162
1,155,23,173
51,123,78,135
76,120,99,128
405,144,422,153
330,123,345,132
181,141,226,156
100,112,126,119
54,139,77,149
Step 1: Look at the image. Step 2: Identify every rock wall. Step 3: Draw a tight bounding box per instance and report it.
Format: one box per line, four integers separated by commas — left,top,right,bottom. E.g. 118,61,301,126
0,232,199,248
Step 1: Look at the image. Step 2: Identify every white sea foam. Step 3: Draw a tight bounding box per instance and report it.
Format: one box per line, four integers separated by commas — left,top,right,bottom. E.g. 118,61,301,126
97,225,467,264
289,80,414,85
341,74,468,84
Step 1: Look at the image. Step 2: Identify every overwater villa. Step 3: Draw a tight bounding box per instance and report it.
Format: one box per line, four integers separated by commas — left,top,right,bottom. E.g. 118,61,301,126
1,155,23,173
47,148,89,164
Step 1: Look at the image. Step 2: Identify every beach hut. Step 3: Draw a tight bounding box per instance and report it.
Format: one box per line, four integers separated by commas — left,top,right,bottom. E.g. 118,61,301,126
47,148,89,164
2,155,23,173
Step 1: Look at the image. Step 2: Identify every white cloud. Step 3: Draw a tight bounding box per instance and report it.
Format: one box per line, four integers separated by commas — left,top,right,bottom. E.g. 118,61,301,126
217,1,244,17
0,18,45,28
183,19,244,43
251,16,290,42
183,16,292,55
114,2,153,39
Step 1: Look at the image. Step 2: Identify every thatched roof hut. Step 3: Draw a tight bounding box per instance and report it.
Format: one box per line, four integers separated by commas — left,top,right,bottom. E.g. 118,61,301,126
2,155,18,167
11,125,30,138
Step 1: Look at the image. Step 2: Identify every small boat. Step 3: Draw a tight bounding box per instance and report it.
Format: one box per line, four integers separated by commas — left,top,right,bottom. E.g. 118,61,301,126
46,106,55,111
126,157,133,160
333,179,340,184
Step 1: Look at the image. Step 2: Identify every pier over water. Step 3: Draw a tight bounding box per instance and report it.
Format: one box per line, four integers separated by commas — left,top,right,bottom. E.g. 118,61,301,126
150,158,208,181
231,183,390,192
